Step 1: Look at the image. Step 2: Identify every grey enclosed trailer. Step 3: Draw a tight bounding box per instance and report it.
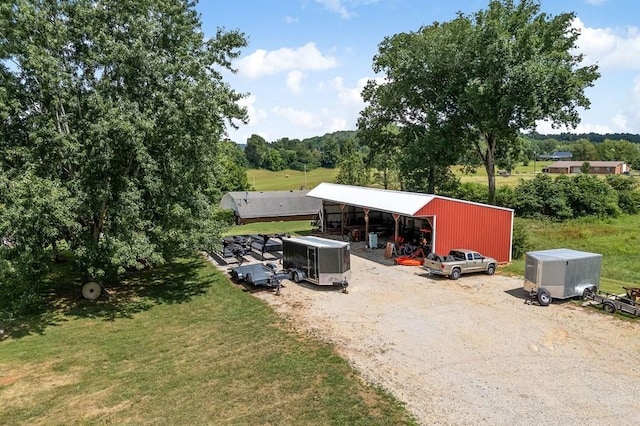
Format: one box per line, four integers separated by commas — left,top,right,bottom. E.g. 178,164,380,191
523,248,602,306
282,236,350,291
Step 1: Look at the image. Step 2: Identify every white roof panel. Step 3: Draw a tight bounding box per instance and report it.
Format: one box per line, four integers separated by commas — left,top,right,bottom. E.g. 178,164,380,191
306,182,434,216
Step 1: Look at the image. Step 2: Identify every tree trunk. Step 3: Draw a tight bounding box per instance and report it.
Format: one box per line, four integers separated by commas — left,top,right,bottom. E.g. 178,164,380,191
483,134,497,205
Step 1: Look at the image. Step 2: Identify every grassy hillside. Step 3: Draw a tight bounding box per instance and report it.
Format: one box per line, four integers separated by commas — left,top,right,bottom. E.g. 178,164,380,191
247,168,338,191
245,163,554,191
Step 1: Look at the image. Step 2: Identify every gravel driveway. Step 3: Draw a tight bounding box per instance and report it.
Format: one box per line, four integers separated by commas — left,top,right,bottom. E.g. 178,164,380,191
218,244,640,425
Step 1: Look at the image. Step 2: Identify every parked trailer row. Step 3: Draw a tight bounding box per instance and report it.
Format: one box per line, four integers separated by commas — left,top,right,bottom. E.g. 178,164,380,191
228,236,351,294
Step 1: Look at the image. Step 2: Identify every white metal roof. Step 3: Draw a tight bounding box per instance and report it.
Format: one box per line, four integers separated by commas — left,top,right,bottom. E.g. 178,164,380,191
306,182,435,216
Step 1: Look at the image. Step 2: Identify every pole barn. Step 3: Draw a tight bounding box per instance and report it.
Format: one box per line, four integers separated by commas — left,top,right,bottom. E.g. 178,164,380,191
307,183,514,263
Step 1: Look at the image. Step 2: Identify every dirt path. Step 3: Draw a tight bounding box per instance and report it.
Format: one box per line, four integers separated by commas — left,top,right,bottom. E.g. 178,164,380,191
217,247,640,425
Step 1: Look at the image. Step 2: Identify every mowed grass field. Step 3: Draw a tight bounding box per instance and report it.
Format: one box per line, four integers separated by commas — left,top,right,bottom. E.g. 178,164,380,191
246,162,555,191
0,259,415,425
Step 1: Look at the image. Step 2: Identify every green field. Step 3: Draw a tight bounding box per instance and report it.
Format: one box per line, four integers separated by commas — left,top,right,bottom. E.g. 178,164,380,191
502,215,640,293
246,163,554,191
0,259,414,425
248,168,338,191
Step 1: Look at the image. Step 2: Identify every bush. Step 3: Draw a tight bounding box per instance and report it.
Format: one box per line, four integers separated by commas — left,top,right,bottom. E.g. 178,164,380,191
511,218,531,260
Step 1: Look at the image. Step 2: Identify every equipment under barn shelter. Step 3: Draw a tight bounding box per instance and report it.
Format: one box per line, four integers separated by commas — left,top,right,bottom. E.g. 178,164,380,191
282,236,350,292
523,248,602,306
306,182,514,263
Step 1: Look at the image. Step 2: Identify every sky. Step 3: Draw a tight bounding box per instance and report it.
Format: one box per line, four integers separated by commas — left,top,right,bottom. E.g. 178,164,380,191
196,0,640,144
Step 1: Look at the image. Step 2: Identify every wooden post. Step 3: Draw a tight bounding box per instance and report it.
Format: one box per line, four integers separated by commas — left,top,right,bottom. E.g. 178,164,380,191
363,208,370,247
393,213,400,246
340,204,346,240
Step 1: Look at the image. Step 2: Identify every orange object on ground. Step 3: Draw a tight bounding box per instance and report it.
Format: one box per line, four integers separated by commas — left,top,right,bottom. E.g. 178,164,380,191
394,256,425,266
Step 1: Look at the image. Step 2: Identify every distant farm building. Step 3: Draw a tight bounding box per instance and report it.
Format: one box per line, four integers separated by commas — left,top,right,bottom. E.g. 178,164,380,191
542,161,629,175
220,190,322,225
537,151,573,161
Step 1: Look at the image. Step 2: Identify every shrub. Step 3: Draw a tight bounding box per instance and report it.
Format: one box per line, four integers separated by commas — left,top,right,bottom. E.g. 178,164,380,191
511,218,531,260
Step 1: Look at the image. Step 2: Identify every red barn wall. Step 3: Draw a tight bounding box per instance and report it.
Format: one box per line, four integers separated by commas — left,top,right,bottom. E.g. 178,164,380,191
415,198,513,263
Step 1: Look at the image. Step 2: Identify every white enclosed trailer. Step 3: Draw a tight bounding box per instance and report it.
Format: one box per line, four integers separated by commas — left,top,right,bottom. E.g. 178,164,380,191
523,248,602,306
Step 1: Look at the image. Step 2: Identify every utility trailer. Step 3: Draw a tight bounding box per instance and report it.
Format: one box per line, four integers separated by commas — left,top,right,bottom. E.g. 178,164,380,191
524,248,602,306
282,236,350,292
229,263,288,295
584,288,640,316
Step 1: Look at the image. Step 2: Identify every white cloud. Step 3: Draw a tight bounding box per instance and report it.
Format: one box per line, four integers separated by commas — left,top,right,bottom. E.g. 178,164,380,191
585,0,607,5
238,94,266,125
536,119,613,135
327,116,349,132
573,18,640,70
286,70,306,94
611,113,629,131
237,42,337,79
314,0,351,19
272,106,324,130
313,0,381,19
283,16,299,24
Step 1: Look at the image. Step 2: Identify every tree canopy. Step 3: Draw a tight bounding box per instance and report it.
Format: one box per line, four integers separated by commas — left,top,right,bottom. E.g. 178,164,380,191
359,0,600,203
0,0,247,310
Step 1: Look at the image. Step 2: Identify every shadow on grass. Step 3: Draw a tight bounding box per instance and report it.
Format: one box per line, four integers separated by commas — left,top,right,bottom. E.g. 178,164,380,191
1,258,215,341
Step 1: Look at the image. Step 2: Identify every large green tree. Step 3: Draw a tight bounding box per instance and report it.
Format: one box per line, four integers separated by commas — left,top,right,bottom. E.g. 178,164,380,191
361,0,600,204
0,0,247,303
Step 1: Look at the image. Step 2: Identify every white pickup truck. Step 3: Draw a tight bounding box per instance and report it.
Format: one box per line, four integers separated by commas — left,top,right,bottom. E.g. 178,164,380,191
423,249,497,280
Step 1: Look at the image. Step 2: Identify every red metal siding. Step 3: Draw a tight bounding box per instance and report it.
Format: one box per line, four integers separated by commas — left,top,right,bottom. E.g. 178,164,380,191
415,198,513,263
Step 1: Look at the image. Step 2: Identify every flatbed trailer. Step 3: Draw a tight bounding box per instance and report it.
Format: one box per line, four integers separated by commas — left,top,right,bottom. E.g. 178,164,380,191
228,263,288,295
584,289,640,316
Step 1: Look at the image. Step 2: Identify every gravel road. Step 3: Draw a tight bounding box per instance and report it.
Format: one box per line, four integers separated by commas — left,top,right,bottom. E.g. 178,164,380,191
218,244,640,425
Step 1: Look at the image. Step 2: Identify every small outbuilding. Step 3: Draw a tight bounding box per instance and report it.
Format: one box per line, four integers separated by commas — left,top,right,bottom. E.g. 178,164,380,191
544,161,629,175
306,183,514,263
220,190,322,225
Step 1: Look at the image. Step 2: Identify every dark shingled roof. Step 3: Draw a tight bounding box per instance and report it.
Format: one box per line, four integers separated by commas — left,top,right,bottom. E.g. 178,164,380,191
220,190,322,219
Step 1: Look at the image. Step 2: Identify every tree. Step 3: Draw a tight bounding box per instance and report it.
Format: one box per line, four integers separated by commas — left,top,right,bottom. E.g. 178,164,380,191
335,138,369,186
244,134,269,168
0,0,248,305
362,0,600,204
570,139,598,161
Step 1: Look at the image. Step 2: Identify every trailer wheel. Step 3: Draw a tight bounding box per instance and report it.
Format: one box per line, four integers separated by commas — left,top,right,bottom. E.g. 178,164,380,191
602,301,616,314
537,289,552,306
293,271,302,283
245,273,253,285
486,264,495,275
583,286,596,299
450,268,461,280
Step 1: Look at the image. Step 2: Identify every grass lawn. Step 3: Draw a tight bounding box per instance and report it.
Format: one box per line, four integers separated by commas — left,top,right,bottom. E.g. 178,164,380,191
502,215,640,294
0,258,415,425
248,168,338,191
222,220,313,237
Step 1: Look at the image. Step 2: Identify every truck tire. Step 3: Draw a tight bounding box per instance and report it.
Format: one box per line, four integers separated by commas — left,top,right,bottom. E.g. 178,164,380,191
486,264,495,275
450,268,461,280
537,288,551,306
602,301,616,314
293,271,302,283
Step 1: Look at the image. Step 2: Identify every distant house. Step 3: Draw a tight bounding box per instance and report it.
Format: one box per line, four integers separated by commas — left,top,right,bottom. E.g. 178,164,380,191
543,161,629,175
220,190,322,225
537,151,573,161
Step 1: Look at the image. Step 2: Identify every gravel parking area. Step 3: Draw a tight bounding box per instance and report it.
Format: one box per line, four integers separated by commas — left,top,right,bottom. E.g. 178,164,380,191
216,244,640,425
